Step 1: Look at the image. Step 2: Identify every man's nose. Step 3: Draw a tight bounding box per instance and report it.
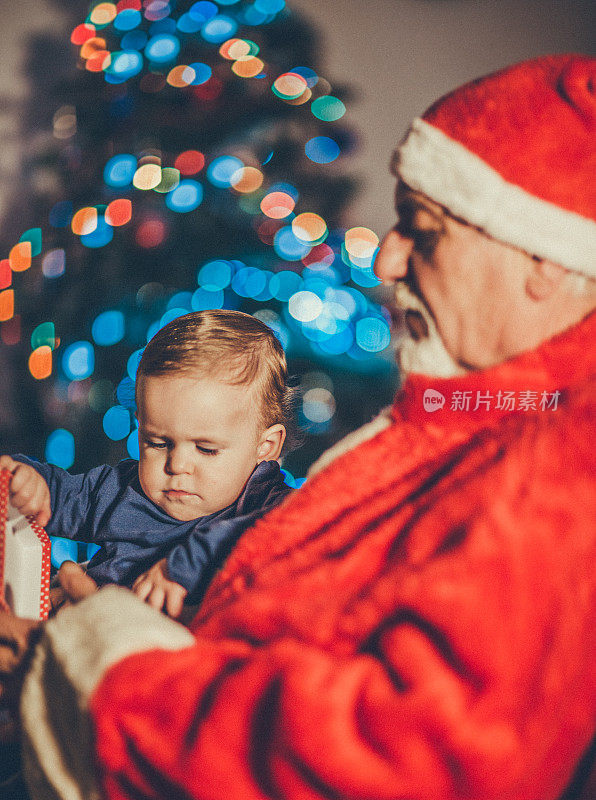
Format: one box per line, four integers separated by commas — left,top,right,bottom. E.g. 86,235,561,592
373,229,413,282
166,447,193,474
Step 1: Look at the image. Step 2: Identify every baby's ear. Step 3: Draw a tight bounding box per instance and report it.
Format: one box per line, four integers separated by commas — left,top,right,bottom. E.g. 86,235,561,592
257,424,286,462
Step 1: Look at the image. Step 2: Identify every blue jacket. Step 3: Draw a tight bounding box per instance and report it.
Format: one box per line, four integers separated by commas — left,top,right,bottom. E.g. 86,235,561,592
14,456,292,601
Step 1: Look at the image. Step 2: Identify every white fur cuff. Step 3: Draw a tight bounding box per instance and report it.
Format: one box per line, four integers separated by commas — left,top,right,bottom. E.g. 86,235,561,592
20,586,195,800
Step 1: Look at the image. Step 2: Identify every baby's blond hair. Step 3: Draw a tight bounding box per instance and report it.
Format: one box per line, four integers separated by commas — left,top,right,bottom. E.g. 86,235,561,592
136,310,298,452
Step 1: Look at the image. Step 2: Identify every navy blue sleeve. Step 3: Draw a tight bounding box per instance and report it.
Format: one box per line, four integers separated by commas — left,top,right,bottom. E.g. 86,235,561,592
12,455,122,542
166,461,292,600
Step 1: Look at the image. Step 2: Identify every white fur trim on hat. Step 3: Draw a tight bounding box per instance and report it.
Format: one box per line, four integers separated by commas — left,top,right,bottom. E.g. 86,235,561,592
395,118,596,277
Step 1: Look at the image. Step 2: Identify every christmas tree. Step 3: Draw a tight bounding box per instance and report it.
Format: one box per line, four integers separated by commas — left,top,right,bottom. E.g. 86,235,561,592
0,0,397,480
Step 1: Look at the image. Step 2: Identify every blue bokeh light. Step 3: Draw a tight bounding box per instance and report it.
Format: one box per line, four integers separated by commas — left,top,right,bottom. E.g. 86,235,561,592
189,62,212,84
86,542,101,560
127,429,140,459
207,156,244,188
239,6,270,25
81,216,114,249
350,266,380,288
274,227,311,261
121,30,148,50
105,50,144,81
269,181,299,201
160,307,189,328
269,270,303,301
103,405,131,441
116,377,136,410
198,260,233,290
92,311,125,346
232,267,267,298
114,8,142,31
255,0,285,12
201,15,238,44
127,348,144,380
305,136,341,164
49,536,79,569
145,33,181,64
49,200,73,228
62,341,94,381
45,428,75,469
149,18,177,36
177,13,203,33
355,317,391,352
189,1,218,23
104,154,137,188
191,287,224,310
165,180,204,212
317,326,354,355
167,291,192,311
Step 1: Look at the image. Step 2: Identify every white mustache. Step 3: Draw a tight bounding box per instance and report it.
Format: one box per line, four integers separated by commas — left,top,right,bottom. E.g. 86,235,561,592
392,282,465,377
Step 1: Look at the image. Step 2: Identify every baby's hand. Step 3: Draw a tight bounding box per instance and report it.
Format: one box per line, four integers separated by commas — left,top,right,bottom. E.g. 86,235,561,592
132,558,188,619
0,456,51,527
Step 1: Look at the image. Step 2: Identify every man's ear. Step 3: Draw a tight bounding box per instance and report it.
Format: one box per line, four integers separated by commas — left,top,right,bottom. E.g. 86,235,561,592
257,424,286,463
525,258,567,301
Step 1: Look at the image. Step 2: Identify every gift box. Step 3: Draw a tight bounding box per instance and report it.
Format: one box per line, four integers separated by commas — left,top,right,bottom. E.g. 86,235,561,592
0,469,51,620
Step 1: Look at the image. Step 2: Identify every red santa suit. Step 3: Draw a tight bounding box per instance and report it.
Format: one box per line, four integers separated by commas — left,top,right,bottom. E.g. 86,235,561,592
20,311,596,800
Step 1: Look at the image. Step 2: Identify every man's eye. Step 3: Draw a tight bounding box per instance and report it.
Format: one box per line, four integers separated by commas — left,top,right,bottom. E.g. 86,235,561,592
146,441,167,449
412,229,440,257
197,446,218,456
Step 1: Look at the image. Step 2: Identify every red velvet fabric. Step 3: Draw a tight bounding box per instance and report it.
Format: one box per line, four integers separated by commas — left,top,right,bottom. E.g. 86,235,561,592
90,314,595,800
424,54,596,219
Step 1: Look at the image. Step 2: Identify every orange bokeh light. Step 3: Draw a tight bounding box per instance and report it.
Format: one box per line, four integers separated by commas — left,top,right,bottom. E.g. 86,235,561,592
80,37,107,59
29,346,53,380
167,65,196,88
292,212,327,243
260,192,295,219
344,226,379,259
9,242,32,272
219,39,246,60
231,166,264,194
86,51,111,72
0,289,14,321
232,58,264,79
72,207,98,236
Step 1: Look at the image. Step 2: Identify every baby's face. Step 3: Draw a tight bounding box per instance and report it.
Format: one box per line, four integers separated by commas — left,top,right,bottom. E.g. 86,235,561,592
136,372,266,520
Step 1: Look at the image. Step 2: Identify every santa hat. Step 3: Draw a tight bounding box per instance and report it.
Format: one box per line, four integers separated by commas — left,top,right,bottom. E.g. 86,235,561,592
394,54,596,277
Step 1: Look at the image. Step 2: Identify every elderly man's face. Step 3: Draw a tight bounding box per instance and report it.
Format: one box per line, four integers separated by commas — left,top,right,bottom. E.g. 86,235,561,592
374,183,530,372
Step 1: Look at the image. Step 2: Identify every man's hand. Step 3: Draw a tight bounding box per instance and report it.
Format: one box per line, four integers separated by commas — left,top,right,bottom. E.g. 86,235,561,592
50,561,99,614
0,456,51,527
132,558,188,618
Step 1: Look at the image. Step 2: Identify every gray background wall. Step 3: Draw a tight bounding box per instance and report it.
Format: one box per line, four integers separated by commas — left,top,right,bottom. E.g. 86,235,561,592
0,0,594,236
291,0,595,234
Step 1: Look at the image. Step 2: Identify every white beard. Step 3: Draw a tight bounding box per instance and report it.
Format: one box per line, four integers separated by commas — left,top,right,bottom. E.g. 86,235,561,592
392,282,466,378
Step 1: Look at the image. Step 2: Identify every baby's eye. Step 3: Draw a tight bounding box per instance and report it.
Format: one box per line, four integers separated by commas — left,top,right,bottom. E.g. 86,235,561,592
197,446,218,456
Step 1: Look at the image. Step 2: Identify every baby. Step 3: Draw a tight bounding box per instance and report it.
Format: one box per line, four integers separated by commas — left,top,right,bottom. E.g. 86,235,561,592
0,310,295,618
